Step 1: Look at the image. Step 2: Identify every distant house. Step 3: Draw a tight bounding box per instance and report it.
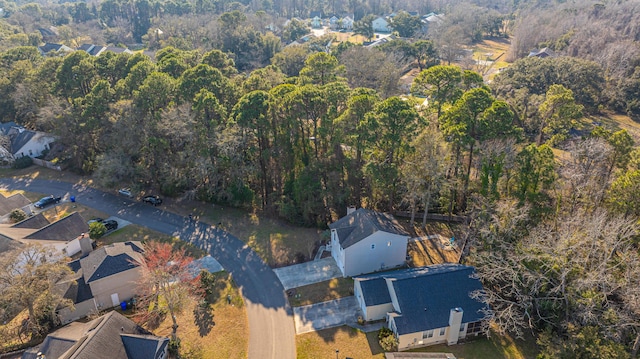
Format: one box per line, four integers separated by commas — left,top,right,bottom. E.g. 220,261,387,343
37,43,73,56
353,264,489,351
329,208,410,277
528,47,557,58
78,44,106,56
104,46,133,55
311,16,322,28
329,15,339,29
22,311,168,359
372,17,391,32
421,13,444,33
341,16,354,30
0,122,56,164
58,241,145,324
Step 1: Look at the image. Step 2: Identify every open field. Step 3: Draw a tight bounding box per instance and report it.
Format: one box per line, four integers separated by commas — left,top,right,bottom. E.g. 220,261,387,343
297,326,538,359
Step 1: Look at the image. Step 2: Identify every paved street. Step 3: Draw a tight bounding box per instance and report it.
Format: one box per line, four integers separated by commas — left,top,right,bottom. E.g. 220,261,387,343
0,178,296,359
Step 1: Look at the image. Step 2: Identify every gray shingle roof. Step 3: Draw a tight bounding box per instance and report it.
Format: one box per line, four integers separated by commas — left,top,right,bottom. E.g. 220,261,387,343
0,122,36,155
358,277,391,306
22,337,76,359
121,334,169,359
329,208,409,249
25,212,89,241
0,192,31,216
356,264,489,335
12,213,50,229
81,241,143,283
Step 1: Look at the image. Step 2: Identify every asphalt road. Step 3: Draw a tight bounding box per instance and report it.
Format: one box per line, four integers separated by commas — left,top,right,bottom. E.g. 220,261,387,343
0,178,296,359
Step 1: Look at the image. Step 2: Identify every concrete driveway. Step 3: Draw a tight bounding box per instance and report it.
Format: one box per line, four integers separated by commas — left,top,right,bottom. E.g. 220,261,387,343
294,296,360,334
274,257,342,290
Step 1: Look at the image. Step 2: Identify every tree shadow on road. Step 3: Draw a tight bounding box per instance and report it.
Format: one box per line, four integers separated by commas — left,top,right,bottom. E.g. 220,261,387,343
193,302,215,337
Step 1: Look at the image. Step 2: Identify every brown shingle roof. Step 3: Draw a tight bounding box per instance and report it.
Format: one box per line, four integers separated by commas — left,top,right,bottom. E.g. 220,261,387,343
12,213,50,229
0,192,31,216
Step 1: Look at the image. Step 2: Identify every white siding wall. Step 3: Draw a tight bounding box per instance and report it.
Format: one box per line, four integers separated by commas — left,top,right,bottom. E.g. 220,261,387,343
342,231,408,277
89,268,141,309
330,229,346,276
366,303,394,321
65,238,81,256
15,135,55,158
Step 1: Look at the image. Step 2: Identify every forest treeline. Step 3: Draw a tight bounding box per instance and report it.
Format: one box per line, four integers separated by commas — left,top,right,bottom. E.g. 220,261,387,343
3,0,640,356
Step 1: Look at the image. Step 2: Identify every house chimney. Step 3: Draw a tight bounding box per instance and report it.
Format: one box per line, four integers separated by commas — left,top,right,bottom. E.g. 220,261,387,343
447,307,463,345
79,233,93,256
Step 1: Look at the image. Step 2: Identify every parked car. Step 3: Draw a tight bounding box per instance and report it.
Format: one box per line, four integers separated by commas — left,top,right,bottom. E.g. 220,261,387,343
87,218,104,224
34,195,61,209
143,195,163,206
103,219,118,231
118,188,133,198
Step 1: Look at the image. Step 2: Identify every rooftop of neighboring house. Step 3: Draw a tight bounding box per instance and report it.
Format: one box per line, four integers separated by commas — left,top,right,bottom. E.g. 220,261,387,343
21,311,168,359
329,208,410,249
0,192,31,216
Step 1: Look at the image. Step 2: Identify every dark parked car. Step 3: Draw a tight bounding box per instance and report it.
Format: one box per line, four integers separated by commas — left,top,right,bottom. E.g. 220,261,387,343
143,195,163,206
103,219,118,231
34,195,61,209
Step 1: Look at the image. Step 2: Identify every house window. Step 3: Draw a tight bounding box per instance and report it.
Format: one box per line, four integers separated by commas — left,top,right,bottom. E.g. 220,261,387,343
29,150,33,156
460,324,465,332
387,241,391,246
371,244,375,250
466,321,484,334
439,327,446,336
422,330,434,339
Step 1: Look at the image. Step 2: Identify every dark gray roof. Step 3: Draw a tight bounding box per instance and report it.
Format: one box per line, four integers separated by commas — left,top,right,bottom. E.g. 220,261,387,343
88,253,138,282
38,43,64,53
25,212,89,241
11,213,50,229
78,44,106,56
0,192,31,216
392,264,487,334
22,337,76,359
357,264,488,335
0,122,36,155
329,208,409,249
358,277,391,306
121,334,169,359
64,276,94,304
68,259,82,273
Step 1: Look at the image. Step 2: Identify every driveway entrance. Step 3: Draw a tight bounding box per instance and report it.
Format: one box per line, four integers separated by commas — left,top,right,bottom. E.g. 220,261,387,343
293,296,360,334
274,257,342,290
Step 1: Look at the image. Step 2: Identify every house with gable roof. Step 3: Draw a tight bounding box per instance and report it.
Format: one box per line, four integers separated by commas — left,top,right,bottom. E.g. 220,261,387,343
0,191,32,219
329,208,410,277
37,43,73,56
372,16,391,32
58,241,145,324
22,311,168,359
353,264,490,350
0,122,56,164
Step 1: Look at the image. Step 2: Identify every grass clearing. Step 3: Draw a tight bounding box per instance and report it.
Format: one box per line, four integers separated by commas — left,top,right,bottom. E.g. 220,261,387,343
289,277,354,307
297,326,538,359
147,272,248,359
97,224,207,258
41,202,107,224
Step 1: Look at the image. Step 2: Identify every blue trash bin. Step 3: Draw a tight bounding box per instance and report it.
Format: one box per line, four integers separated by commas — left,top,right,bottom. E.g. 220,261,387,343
120,301,127,311
70,196,76,203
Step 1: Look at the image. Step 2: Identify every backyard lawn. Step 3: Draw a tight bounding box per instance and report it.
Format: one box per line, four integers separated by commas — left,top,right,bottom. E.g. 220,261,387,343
297,326,538,359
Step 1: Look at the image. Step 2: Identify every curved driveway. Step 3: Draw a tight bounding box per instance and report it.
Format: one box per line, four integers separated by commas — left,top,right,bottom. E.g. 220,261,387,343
0,178,296,359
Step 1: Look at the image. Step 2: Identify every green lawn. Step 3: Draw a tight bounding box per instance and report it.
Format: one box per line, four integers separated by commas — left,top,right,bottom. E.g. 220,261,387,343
297,327,539,359
289,277,354,307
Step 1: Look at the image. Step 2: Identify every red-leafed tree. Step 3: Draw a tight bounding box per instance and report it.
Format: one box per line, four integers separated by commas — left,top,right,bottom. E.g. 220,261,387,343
135,241,200,341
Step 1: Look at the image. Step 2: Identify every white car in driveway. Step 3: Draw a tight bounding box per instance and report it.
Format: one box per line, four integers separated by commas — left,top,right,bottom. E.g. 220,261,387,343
118,188,133,198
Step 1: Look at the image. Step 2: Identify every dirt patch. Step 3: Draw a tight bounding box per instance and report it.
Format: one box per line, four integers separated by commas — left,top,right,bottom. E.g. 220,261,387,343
288,277,354,307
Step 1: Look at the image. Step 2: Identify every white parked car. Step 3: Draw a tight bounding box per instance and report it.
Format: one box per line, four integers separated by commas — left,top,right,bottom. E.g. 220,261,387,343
118,188,133,198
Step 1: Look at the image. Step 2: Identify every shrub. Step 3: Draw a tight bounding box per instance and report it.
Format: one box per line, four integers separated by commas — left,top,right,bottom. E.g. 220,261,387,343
12,156,33,169
9,208,27,223
89,222,107,239
378,327,397,351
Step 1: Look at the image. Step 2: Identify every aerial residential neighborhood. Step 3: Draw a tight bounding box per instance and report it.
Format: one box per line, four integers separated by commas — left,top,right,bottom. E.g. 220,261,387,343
2,0,640,358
